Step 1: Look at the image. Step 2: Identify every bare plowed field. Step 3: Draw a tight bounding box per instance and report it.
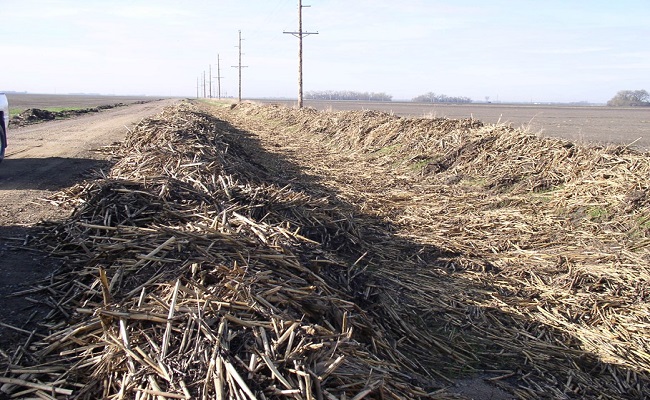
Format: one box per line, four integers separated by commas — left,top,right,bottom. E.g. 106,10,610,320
5,93,166,112
1,100,649,399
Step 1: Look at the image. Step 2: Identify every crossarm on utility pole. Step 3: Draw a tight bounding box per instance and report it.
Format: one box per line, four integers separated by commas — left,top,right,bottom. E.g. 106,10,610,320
231,30,248,103
283,0,318,108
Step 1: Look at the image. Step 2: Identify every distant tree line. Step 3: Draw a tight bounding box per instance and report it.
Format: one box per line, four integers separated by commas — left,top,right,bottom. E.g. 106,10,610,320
607,90,650,107
304,91,393,101
412,92,472,103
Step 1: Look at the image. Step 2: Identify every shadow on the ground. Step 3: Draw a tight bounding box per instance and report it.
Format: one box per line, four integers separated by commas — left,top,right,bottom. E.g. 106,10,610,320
0,157,112,190
0,224,63,347
0,155,116,349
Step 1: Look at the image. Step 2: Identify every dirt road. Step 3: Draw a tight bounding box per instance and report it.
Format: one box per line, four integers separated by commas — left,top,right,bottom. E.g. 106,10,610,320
1,99,178,223
0,99,178,343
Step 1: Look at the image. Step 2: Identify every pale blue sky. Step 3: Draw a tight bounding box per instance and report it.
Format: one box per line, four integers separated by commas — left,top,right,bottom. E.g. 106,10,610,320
0,0,648,103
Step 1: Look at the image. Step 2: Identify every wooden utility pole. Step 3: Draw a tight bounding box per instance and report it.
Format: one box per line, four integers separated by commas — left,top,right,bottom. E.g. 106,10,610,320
209,64,213,98
284,0,318,108
216,54,223,99
196,77,199,98
202,71,206,98
232,30,248,102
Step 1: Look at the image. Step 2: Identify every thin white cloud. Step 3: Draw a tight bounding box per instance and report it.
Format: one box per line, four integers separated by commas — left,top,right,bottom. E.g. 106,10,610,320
107,4,194,25
524,47,612,55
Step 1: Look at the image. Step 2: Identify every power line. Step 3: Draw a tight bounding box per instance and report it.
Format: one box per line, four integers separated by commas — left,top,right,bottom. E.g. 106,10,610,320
244,0,290,50
284,0,318,108
232,30,248,103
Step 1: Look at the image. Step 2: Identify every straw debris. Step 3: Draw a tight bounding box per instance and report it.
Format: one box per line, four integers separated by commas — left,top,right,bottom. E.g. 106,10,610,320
3,100,650,399
207,101,650,399
1,103,455,399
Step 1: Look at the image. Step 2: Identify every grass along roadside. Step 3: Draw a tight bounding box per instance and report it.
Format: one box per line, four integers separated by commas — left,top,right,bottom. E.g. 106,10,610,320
9,106,85,117
9,103,132,126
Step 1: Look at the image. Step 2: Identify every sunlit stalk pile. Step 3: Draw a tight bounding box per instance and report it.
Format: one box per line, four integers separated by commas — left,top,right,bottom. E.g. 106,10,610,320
213,102,650,399
0,103,459,399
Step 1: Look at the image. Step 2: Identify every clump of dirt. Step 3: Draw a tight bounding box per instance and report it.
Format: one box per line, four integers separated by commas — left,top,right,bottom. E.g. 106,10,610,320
12,108,57,123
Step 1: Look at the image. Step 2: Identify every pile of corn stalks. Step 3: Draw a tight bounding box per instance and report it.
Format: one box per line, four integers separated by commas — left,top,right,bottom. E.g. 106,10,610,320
4,99,650,399
0,103,454,399
215,102,650,399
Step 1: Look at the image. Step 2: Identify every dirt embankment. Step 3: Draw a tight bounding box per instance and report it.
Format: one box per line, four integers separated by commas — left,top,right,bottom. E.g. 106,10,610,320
1,100,649,399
